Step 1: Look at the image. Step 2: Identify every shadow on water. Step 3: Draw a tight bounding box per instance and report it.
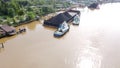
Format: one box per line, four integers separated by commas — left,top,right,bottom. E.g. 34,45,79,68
0,35,17,51
0,47,5,53
0,35,17,43
0,36,16,53
43,25,57,31
0,43,5,53
25,21,39,31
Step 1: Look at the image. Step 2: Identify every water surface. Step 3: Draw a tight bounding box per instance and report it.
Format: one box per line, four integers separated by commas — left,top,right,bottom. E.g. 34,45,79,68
0,3,120,68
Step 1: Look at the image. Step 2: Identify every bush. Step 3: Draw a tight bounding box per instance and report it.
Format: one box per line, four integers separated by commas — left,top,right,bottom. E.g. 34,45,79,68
27,7,33,11
27,12,36,20
12,16,20,26
7,8,15,17
7,17,14,26
19,15,27,23
63,2,71,8
41,7,54,15
18,9,25,16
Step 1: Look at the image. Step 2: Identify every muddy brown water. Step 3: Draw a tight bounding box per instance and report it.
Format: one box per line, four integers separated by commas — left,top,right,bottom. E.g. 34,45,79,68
0,3,120,68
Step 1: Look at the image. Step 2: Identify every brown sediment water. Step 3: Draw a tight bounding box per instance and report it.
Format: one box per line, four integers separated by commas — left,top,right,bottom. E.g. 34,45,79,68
0,3,120,68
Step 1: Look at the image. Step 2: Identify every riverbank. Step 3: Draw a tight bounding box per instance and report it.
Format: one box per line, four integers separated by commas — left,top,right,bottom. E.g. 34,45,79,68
0,11,58,38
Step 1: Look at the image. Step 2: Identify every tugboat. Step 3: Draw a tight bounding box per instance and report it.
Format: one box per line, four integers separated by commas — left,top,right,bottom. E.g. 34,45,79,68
54,21,70,37
88,3,99,9
72,15,80,25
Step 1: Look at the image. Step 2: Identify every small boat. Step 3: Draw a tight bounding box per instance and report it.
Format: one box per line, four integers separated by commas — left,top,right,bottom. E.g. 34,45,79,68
17,27,26,34
72,15,80,25
88,3,99,9
54,21,70,37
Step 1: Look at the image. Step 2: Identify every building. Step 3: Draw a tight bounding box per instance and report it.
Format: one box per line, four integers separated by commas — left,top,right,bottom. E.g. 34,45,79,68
0,25,16,36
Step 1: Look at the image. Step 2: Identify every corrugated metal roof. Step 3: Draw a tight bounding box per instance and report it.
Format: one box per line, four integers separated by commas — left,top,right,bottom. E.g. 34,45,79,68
0,25,15,32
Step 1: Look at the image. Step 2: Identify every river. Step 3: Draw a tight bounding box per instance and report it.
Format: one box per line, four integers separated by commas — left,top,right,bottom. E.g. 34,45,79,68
0,3,120,68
